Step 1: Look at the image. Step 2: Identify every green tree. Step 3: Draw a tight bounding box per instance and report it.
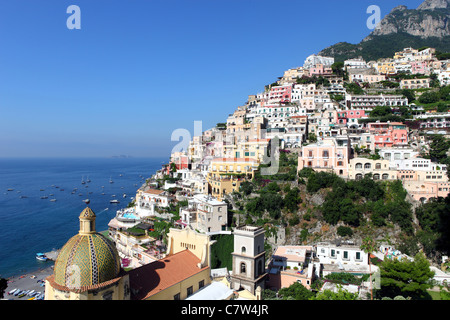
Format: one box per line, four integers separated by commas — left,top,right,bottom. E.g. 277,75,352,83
239,181,254,196
309,285,359,300
278,282,315,300
378,252,435,299
284,187,302,213
401,89,416,104
418,91,440,104
361,236,377,300
428,135,450,163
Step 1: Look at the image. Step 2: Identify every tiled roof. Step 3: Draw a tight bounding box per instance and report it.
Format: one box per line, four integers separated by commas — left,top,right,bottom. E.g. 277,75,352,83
128,249,209,300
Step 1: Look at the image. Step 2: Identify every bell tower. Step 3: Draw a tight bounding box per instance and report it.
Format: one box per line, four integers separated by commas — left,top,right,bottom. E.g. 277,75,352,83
230,226,267,296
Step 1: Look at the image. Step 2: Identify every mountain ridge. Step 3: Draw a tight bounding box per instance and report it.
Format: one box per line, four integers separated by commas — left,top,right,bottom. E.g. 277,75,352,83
319,0,450,62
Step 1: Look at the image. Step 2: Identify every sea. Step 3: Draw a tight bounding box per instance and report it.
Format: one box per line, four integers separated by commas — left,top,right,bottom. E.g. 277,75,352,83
0,157,166,279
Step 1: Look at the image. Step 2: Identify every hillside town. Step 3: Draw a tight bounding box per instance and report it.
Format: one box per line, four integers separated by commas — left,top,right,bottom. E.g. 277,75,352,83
32,46,450,301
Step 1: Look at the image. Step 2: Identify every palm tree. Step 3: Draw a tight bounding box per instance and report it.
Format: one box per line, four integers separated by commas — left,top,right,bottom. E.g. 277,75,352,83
360,236,377,300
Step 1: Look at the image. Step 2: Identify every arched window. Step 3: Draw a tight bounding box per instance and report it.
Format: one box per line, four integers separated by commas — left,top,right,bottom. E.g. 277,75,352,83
240,262,246,274
241,246,246,254
375,163,381,170
364,163,371,169
355,163,363,169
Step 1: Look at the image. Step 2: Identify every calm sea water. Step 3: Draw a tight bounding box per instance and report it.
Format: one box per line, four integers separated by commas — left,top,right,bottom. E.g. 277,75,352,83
0,157,165,279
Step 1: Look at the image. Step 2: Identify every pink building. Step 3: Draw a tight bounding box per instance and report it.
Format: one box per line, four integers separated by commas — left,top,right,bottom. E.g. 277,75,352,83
410,61,430,75
309,63,333,77
337,110,367,126
297,137,352,177
268,85,292,104
367,122,408,148
267,246,315,291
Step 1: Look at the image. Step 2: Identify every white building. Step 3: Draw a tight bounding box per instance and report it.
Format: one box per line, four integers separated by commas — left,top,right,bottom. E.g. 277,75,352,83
303,54,334,69
314,242,377,277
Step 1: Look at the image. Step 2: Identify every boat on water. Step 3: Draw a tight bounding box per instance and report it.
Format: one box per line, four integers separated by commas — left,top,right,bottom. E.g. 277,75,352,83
7,188,14,191
36,253,48,261
50,199,57,202
20,195,27,199
109,176,114,184
87,176,91,183
123,193,127,198
81,176,86,184
40,196,48,199
83,199,90,204
110,199,120,204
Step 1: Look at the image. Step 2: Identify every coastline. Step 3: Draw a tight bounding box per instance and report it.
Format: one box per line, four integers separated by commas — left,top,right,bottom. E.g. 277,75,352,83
3,264,54,300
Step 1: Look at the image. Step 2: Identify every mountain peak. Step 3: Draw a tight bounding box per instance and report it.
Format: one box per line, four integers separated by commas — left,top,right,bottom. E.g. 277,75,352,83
366,0,449,40
417,0,449,10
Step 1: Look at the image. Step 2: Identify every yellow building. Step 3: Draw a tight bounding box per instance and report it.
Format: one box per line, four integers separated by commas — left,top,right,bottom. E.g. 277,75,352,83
377,59,395,75
348,158,397,180
207,157,259,200
45,207,130,300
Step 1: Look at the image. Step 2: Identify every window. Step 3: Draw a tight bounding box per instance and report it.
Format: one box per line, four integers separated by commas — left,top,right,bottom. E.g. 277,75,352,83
355,163,363,169
174,293,181,300
199,280,205,289
240,262,246,274
356,252,361,261
343,251,349,260
241,246,246,254
187,286,193,297
331,249,336,258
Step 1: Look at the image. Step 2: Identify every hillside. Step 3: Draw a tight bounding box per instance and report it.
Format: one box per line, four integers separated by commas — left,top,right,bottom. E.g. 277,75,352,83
319,0,450,62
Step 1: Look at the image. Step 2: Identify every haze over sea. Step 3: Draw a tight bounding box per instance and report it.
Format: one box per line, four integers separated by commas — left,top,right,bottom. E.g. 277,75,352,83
0,157,165,279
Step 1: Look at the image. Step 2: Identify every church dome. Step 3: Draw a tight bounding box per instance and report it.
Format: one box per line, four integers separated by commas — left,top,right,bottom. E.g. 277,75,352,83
53,207,121,289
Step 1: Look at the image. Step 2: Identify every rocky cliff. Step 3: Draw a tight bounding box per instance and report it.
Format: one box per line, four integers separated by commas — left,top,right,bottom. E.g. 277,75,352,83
365,0,449,41
319,0,450,62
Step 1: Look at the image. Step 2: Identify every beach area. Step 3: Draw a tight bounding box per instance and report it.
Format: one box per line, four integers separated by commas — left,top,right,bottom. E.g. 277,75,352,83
3,264,54,300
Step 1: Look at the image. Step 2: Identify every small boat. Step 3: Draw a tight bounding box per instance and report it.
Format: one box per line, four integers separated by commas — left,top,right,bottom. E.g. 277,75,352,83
83,199,90,204
123,193,127,198
27,290,35,296
40,196,48,199
110,200,120,204
36,253,48,261
7,188,14,191
20,195,27,199
49,193,54,196
78,193,83,196
109,177,114,184
81,176,86,185
39,189,45,191
50,199,57,202
71,191,76,194
8,288,18,295
87,176,91,183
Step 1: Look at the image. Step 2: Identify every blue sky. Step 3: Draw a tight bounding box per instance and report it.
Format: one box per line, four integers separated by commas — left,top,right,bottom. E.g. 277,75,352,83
0,0,424,158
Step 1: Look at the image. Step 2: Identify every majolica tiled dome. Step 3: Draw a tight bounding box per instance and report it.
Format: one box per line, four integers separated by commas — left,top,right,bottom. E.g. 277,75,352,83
53,207,121,289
